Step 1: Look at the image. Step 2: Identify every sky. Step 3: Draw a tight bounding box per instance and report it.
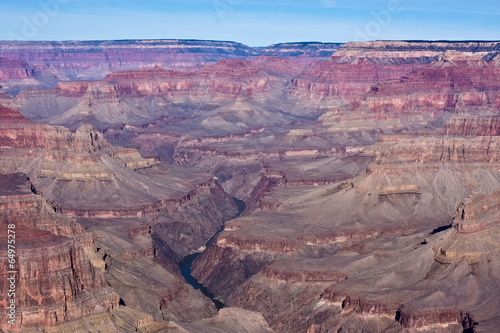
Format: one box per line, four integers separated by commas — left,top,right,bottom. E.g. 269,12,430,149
0,0,499,46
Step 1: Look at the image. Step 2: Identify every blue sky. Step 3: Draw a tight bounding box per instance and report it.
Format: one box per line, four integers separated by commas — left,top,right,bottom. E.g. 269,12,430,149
0,0,499,46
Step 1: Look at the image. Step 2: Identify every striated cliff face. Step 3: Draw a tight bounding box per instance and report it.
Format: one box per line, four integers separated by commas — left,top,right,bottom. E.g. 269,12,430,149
442,116,500,136
13,56,305,132
292,41,500,109
258,42,343,58
0,40,257,78
0,105,239,280
0,40,339,97
0,114,244,331
291,56,427,102
434,189,500,263
257,42,343,66
0,105,218,218
0,173,120,331
7,40,500,135
363,116,500,173
0,57,37,81
353,57,500,117
6,39,500,331
190,110,500,332
0,57,48,96
339,40,500,57
0,175,82,237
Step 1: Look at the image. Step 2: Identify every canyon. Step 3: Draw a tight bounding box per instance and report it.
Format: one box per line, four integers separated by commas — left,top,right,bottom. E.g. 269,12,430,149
1,39,500,332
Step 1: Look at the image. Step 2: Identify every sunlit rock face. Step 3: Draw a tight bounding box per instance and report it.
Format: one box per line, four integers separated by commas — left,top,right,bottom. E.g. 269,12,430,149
191,110,500,332
0,109,239,331
292,41,500,105
3,39,500,332
0,40,339,97
0,173,120,332
13,56,305,132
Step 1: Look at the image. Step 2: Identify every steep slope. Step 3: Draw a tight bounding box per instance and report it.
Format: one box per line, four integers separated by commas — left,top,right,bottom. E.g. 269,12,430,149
0,40,258,78
0,104,214,217
191,114,500,332
0,173,120,332
0,39,340,97
15,57,305,133
4,39,500,332
349,53,500,117
292,40,500,106
0,105,250,333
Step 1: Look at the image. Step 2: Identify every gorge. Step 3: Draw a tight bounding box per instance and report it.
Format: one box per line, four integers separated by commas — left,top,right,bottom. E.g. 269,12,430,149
1,39,500,332
179,198,246,310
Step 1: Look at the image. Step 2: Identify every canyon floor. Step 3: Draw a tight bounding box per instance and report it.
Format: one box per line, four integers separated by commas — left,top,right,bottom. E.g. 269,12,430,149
1,39,500,332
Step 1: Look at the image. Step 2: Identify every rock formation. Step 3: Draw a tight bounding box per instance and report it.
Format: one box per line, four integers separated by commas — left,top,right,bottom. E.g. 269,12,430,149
0,173,120,332
0,105,240,330
0,40,339,97
4,39,500,332
14,56,304,131
191,112,500,332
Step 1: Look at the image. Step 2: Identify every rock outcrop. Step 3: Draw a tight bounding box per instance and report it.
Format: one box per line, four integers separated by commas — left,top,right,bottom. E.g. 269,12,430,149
0,40,339,96
191,110,500,332
14,57,304,131
258,42,342,58
6,39,500,332
292,41,500,110
0,173,120,332
0,104,220,219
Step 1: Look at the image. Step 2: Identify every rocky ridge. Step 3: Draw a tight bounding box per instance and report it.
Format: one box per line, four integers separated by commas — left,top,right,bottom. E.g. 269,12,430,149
0,40,340,96
4,39,500,332
191,112,500,332
0,173,120,331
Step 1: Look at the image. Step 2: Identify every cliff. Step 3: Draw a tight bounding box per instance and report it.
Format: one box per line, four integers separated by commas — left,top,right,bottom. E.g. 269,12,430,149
191,110,500,332
0,173,120,331
13,57,303,131
0,39,340,96
339,40,500,57
258,42,343,58
0,105,219,218
352,57,500,117
6,39,500,332
0,39,257,77
291,40,500,108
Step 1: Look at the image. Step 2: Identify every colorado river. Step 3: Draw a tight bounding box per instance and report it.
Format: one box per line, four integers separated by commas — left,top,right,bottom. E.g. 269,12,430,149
179,198,246,309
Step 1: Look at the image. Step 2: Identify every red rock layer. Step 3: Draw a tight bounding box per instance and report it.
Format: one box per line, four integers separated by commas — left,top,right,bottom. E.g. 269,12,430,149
364,129,500,173
442,116,500,136
291,56,429,101
0,174,119,331
50,57,298,100
0,104,30,122
357,58,500,115
0,57,37,81
0,40,258,72
291,41,500,110
397,308,476,330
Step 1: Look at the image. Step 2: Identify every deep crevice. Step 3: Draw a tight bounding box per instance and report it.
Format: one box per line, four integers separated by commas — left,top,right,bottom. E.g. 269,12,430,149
179,197,246,310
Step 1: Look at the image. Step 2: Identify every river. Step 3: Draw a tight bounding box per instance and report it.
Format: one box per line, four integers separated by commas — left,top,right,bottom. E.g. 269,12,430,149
179,197,246,309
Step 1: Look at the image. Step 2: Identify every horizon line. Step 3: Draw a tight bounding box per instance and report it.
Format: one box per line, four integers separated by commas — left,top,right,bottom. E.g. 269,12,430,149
1,38,499,48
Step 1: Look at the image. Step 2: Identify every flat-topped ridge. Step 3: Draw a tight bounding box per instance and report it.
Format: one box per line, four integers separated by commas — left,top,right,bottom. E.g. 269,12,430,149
341,40,500,52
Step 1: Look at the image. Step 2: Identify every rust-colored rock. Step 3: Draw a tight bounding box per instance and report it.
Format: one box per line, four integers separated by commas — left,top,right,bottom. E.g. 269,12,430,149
0,173,119,331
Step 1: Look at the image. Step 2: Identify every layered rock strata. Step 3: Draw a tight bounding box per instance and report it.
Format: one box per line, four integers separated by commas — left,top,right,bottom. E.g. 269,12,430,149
0,173,120,332
293,41,500,111
191,114,500,332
